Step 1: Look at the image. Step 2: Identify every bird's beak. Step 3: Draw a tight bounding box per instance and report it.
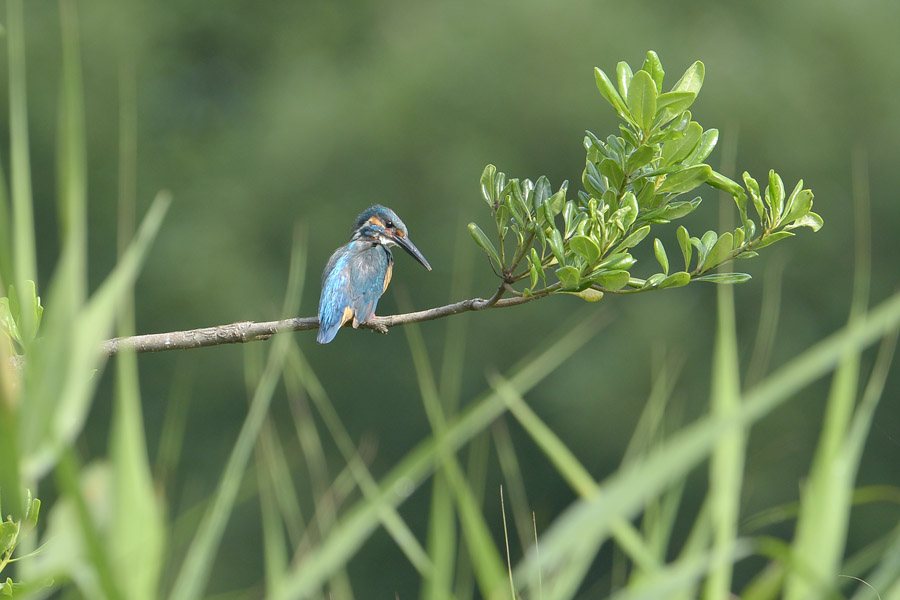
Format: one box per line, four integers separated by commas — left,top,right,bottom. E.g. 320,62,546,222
391,233,432,271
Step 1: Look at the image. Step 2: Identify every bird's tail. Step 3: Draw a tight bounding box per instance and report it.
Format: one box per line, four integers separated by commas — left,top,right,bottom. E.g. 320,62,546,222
317,304,353,344
316,319,341,344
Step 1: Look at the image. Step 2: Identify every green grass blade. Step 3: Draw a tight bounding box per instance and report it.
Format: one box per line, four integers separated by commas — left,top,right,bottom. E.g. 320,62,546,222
273,314,603,600
403,317,507,598
610,540,753,600
168,238,304,600
745,259,785,386
54,450,123,600
261,415,306,546
154,359,195,492
514,290,900,595
423,223,474,600
621,353,682,466
0,378,23,521
287,344,433,577
850,520,900,600
255,420,290,592
490,374,658,574
57,0,88,307
703,245,745,599
422,470,457,600
0,144,13,286
6,0,38,342
784,150,873,600
110,347,165,600
454,430,491,600
283,377,355,597
105,12,163,596
492,418,534,556
669,498,712,600
20,193,170,480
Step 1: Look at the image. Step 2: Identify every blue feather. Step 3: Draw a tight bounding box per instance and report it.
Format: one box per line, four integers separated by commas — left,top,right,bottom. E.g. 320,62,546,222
317,241,391,343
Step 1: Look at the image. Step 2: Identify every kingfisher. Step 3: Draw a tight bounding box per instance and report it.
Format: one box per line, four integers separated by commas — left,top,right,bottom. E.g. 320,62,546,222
317,205,432,344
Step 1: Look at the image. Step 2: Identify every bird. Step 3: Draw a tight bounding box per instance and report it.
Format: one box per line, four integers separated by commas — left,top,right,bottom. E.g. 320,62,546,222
317,205,432,344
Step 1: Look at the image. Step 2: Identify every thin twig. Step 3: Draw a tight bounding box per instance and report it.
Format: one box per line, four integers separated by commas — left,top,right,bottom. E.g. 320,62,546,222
101,293,544,356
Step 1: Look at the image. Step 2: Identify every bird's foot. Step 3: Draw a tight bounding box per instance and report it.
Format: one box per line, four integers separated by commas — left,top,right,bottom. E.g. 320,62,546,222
367,318,389,334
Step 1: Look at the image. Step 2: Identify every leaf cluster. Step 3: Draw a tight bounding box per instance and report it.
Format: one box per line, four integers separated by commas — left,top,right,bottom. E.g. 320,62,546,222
0,489,41,594
0,281,43,355
469,51,822,301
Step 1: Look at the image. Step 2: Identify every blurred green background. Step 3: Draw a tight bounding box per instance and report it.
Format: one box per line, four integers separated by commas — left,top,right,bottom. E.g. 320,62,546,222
5,0,899,596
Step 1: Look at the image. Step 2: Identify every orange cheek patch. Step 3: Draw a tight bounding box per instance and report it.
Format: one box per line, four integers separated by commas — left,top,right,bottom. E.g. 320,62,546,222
395,230,405,237
367,217,384,228
383,263,393,293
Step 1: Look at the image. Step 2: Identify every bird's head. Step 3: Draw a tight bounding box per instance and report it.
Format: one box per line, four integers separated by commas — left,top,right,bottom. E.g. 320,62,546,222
352,205,432,270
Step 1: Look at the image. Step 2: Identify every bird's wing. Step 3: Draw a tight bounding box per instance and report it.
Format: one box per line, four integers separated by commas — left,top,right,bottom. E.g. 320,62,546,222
347,245,389,325
317,244,355,343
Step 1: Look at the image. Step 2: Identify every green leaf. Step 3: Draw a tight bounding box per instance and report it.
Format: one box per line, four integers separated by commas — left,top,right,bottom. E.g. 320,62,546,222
655,91,695,115
615,225,651,251
569,235,601,264
591,270,630,290
616,61,633,100
755,231,795,249
659,271,690,288
24,498,39,530
695,273,752,284
555,266,581,289
653,238,669,275
743,173,766,224
0,578,11,596
619,191,639,231
677,225,692,270
480,165,496,206
596,252,635,271
625,144,656,174
494,204,508,236
642,50,665,92
784,211,823,232
549,184,567,215
0,520,18,556
765,170,785,223
627,71,658,132
781,186,813,226
0,298,21,347
566,288,605,302
702,232,733,270
686,129,719,165
658,164,712,195
583,162,607,198
645,273,666,287
533,176,551,211
594,67,633,124
671,60,705,95
672,110,692,132
599,159,625,191
467,223,501,266
706,170,745,198
547,229,566,266
530,248,545,279
661,122,702,165
661,198,701,221
505,186,526,227
692,230,718,267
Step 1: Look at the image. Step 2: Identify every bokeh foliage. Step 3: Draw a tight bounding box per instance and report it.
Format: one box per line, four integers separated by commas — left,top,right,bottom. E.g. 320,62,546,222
0,0,899,598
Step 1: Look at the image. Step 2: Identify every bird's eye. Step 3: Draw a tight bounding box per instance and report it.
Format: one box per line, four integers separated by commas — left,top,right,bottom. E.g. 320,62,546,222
385,220,394,228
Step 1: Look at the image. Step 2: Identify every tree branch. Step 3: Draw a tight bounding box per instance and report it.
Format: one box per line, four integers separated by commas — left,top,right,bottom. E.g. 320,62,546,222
101,293,545,356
